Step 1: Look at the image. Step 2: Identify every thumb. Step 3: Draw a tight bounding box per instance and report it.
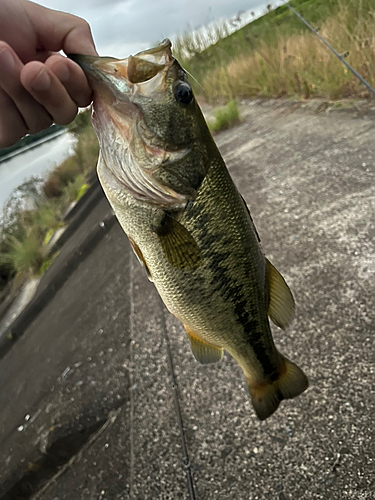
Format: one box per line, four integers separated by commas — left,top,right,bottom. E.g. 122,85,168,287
26,2,98,56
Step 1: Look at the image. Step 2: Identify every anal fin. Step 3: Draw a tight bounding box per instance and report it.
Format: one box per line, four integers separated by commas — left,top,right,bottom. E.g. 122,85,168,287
266,259,295,329
184,326,223,364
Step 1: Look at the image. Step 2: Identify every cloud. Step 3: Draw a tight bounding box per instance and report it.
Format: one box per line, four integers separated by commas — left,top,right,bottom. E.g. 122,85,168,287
38,0,279,57
44,0,129,12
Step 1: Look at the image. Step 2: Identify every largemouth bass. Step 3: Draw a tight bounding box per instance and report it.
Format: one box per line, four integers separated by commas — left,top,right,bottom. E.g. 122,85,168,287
70,40,308,420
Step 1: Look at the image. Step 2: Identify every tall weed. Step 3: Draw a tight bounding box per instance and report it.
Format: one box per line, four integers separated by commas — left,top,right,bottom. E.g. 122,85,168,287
0,229,45,276
180,1,375,101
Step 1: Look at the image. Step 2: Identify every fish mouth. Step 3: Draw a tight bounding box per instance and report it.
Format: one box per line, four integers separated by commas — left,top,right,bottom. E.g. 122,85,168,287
68,38,174,105
68,40,191,209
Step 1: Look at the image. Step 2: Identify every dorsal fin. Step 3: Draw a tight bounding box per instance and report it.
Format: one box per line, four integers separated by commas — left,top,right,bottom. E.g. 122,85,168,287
184,326,223,364
266,259,295,329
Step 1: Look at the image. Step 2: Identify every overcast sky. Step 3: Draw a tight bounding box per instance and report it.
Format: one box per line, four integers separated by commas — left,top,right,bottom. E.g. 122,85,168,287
37,0,285,58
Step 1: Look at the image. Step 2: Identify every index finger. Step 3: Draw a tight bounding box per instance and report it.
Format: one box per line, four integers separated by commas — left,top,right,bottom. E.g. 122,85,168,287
25,1,98,56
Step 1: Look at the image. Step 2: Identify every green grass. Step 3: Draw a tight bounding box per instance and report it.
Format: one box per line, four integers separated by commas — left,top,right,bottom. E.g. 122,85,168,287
76,183,90,201
0,230,45,276
208,100,240,133
176,0,375,101
177,0,342,82
38,253,59,276
34,202,63,234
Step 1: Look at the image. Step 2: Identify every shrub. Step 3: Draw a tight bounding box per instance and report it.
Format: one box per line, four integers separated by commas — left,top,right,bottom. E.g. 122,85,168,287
33,201,63,235
55,157,81,186
0,111,99,288
63,174,87,203
0,230,45,275
208,100,240,133
43,174,63,198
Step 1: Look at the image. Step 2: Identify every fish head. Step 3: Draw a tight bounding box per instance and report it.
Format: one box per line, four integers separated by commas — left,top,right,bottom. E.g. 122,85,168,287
69,39,212,209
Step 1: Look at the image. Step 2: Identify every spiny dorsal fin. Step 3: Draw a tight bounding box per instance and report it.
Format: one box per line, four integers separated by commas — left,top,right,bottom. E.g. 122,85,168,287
153,212,202,269
266,259,295,329
184,326,223,364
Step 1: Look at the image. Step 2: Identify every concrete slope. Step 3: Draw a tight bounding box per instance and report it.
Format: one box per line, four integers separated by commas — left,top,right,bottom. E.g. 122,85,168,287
0,100,373,500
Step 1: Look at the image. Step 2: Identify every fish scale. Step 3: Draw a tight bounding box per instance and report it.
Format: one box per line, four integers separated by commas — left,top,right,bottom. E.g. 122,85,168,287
103,148,291,408
71,40,308,420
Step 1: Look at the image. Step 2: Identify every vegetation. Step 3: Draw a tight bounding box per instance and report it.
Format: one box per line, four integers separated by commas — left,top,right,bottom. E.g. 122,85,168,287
0,110,98,294
176,0,375,101
207,100,240,133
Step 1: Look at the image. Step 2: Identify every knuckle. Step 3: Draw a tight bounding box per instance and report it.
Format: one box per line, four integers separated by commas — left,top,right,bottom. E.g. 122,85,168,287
77,17,92,34
44,54,63,67
0,41,10,52
82,19,91,32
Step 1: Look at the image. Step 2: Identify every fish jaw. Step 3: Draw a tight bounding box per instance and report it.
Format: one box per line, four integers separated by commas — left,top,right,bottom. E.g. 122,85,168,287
69,40,196,209
68,38,174,102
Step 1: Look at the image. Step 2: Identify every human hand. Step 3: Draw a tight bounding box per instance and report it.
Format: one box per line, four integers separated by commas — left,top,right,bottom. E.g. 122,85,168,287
0,0,97,147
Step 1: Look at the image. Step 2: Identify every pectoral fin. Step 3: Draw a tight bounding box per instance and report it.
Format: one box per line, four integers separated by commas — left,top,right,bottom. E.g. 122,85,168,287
266,259,295,329
184,326,223,364
153,212,202,269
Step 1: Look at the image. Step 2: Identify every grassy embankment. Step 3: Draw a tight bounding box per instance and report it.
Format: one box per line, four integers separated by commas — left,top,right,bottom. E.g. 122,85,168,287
0,110,99,297
175,0,375,102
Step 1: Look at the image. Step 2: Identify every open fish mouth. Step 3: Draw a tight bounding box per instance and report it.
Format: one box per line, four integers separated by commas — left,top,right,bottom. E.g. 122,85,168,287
69,40,193,209
69,38,174,101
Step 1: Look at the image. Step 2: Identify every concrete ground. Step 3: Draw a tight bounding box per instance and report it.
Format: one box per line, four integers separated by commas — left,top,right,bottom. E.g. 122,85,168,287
0,100,373,499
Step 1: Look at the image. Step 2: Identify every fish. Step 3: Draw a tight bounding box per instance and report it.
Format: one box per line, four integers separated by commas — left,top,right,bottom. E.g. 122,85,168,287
69,39,308,420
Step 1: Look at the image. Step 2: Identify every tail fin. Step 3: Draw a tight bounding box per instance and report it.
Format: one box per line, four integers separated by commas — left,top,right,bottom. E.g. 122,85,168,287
248,356,308,420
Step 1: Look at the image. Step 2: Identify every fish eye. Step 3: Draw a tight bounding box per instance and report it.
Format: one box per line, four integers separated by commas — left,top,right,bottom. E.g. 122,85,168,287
173,82,193,106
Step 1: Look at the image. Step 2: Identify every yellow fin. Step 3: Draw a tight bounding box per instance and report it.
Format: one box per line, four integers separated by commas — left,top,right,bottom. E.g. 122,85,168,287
266,259,295,329
184,326,223,364
128,237,153,281
153,212,201,269
248,356,308,420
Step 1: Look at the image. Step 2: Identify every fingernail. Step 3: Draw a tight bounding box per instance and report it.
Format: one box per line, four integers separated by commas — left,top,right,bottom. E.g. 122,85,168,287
0,48,15,72
53,63,70,82
31,67,51,92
